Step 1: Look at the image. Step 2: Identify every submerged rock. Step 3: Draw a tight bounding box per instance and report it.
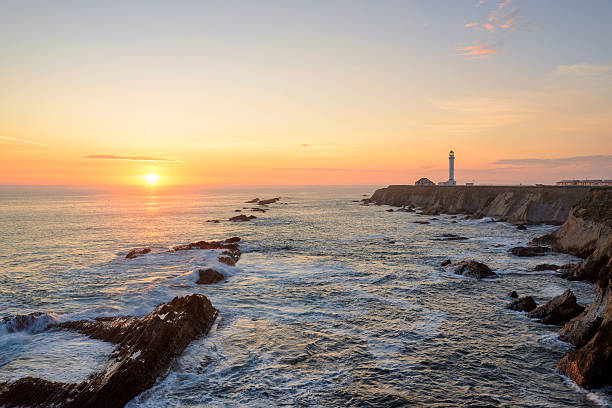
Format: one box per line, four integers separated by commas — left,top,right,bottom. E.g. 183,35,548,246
517,224,527,230
125,247,151,259
413,221,430,225
196,268,224,284
432,234,468,241
533,264,560,271
0,294,218,408
440,259,452,267
505,296,537,312
229,214,256,222
447,261,496,279
526,289,584,325
508,246,551,257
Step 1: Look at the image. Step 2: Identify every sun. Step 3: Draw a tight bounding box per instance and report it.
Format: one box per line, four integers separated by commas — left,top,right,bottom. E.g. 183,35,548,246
143,174,159,184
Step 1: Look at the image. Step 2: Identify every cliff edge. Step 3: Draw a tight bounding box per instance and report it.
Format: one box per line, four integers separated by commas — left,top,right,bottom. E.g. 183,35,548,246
369,185,595,224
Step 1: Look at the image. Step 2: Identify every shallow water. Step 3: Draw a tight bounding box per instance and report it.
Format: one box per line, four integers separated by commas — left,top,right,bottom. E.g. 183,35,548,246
0,186,609,407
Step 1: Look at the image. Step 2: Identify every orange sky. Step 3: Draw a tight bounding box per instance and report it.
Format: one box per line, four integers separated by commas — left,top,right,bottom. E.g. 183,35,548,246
1,1,611,186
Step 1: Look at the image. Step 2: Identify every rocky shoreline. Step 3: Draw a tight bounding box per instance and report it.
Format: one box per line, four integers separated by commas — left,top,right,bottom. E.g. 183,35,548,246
0,236,243,408
369,186,612,391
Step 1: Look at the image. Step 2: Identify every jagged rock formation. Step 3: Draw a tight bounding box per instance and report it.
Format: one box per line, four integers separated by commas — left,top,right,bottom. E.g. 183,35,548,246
528,189,612,389
229,214,256,222
505,296,537,312
368,185,593,224
0,294,218,408
196,268,224,284
526,289,584,325
445,260,496,279
125,247,151,259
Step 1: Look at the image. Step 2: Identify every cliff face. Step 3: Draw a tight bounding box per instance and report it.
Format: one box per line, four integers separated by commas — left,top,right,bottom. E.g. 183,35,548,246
369,185,595,224
544,189,612,389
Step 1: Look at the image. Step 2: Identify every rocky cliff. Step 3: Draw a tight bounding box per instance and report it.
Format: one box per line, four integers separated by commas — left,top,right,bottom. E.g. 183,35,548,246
544,189,612,389
369,185,595,224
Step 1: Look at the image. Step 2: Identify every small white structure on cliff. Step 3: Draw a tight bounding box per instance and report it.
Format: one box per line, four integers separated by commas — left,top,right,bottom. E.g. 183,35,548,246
438,150,456,186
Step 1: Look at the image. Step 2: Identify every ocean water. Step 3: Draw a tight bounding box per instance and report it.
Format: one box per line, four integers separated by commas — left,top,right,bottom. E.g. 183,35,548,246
0,186,609,407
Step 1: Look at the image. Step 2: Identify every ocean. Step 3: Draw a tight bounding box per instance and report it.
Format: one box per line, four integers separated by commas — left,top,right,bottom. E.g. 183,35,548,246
0,186,609,407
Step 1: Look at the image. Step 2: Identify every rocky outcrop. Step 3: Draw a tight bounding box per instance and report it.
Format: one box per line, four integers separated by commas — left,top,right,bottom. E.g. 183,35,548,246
125,247,151,259
505,296,537,312
229,214,256,222
0,294,218,408
446,261,496,279
257,197,280,205
533,264,560,271
508,246,551,257
196,268,224,284
369,185,593,224
526,289,584,325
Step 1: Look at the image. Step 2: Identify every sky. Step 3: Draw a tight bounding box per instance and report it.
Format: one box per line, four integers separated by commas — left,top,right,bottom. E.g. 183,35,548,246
1,0,611,186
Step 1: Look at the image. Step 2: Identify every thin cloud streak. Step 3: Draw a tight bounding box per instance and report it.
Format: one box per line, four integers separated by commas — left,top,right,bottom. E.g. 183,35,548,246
552,63,612,76
492,155,612,167
83,155,181,162
0,136,52,148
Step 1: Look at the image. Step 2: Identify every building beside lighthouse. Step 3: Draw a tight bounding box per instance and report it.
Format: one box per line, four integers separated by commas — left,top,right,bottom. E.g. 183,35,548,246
438,150,457,186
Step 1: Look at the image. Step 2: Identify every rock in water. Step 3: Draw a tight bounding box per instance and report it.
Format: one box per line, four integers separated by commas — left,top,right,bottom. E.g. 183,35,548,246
533,264,560,271
0,294,218,408
257,197,280,205
505,296,537,312
517,224,527,230
508,246,551,257
447,261,496,279
229,214,256,222
526,289,584,325
508,290,518,298
440,259,452,267
196,269,224,284
125,247,151,259
245,198,259,203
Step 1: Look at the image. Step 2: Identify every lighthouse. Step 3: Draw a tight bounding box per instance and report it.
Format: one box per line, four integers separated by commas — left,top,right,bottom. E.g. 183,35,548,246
438,150,457,185
449,150,455,182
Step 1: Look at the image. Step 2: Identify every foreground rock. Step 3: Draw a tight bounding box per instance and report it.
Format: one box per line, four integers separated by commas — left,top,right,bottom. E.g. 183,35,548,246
125,247,151,259
533,264,560,271
0,294,218,408
505,296,537,312
196,268,224,284
229,214,256,222
526,289,584,325
446,261,496,279
508,246,551,257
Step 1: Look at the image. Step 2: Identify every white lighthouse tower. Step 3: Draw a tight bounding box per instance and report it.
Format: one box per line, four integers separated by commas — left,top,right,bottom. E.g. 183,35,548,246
449,150,455,183
438,149,457,185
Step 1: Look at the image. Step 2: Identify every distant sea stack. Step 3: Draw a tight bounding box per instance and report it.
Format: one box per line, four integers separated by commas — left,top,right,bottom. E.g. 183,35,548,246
368,185,598,224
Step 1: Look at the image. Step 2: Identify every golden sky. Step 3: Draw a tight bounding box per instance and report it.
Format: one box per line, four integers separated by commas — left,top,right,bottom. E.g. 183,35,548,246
1,1,611,186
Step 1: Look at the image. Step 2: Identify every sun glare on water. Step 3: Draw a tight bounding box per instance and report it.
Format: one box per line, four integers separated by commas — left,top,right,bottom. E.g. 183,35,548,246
143,174,159,184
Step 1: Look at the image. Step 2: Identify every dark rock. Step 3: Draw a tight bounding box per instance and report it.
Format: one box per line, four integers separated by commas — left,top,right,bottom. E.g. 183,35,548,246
432,234,468,241
440,259,452,267
125,247,151,259
430,217,439,220
229,214,256,222
517,224,527,230
0,295,218,408
245,198,259,203
234,209,242,212
386,209,394,212
451,220,458,224
196,269,224,284
508,246,551,257
559,286,609,348
206,219,220,223
224,237,241,243
250,208,267,212
218,256,235,266
414,221,430,225
534,264,561,271
508,290,518,298
505,296,537,312
446,260,496,279
527,289,585,325
258,197,280,205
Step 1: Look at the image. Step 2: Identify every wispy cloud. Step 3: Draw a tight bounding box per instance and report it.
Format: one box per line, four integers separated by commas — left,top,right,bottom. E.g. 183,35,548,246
456,41,500,58
83,155,181,162
492,155,612,168
552,63,612,76
0,136,52,148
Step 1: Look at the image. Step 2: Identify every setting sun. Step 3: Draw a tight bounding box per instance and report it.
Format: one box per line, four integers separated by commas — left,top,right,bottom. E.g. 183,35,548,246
143,174,159,184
